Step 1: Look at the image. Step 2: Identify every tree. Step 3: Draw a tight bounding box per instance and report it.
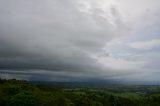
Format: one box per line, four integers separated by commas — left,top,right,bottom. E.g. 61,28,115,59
8,91,35,106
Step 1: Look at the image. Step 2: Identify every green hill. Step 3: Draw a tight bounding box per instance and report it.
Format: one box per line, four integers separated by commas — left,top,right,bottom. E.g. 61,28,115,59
1,79,160,106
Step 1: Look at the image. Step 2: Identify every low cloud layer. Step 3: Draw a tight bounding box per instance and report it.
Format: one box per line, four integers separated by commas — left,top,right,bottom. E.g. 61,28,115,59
0,0,160,82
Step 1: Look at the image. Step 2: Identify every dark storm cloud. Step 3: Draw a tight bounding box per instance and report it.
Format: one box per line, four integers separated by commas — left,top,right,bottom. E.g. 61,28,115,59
0,0,126,79
0,0,148,81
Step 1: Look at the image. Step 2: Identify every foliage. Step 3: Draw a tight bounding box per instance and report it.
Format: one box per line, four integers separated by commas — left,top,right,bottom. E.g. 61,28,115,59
0,79,160,106
8,91,35,106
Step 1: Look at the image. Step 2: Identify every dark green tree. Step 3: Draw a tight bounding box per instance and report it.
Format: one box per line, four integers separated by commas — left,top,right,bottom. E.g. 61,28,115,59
8,91,35,106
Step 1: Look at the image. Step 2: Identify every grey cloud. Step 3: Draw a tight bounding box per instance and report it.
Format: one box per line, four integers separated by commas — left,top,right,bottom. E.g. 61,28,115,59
0,0,153,81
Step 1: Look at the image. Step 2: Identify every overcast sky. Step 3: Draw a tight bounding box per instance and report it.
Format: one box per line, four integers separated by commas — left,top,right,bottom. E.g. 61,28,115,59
0,0,160,83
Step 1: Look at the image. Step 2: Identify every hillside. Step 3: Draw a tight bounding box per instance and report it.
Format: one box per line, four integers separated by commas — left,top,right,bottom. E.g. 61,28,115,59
1,79,160,106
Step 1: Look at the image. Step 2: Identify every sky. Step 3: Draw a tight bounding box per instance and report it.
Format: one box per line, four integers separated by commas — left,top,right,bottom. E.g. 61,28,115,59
0,0,160,83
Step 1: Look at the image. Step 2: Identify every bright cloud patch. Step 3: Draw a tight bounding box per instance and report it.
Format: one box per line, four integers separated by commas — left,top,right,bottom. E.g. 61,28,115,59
130,39,160,50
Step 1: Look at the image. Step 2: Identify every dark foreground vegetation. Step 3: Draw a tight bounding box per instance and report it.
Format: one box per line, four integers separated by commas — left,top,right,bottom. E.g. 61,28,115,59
1,79,160,106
